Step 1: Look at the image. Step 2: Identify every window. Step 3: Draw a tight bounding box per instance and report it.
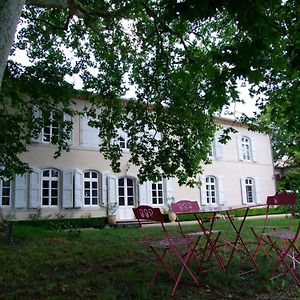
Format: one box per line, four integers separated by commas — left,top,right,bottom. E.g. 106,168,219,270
152,179,164,205
118,129,130,150
118,177,135,206
42,169,59,206
245,178,255,203
42,112,60,143
1,178,11,206
205,176,217,205
241,136,251,161
83,171,99,206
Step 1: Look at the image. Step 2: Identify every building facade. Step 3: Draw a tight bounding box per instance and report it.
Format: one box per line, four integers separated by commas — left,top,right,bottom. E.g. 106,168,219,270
0,98,276,221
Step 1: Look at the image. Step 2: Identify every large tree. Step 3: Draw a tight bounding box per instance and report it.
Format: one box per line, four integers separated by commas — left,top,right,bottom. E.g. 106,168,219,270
0,0,299,185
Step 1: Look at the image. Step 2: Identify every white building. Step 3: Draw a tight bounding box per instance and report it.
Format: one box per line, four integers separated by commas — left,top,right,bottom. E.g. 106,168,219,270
0,98,276,221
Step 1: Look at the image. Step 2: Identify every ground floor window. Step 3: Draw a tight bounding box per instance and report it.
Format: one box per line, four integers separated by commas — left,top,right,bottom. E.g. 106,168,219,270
1,179,11,206
205,176,217,204
42,169,59,206
84,171,99,206
245,177,255,203
151,178,164,205
118,177,135,206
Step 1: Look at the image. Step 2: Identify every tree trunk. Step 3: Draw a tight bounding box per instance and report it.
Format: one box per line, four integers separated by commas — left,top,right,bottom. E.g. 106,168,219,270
0,0,25,90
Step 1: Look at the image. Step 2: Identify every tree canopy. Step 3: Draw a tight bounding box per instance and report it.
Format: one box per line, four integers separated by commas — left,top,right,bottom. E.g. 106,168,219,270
0,0,299,186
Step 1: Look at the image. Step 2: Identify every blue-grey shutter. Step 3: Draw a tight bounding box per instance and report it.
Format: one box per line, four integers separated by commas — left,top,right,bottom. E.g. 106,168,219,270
236,135,243,161
255,177,261,204
251,137,257,162
101,172,109,206
63,113,73,146
62,170,74,208
74,168,83,208
200,175,207,206
139,181,151,205
14,174,27,208
29,168,41,208
31,106,42,143
214,133,223,159
80,116,100,148
240,177,247,204
217,176,225,205
166,177,174,200
107,175,118,206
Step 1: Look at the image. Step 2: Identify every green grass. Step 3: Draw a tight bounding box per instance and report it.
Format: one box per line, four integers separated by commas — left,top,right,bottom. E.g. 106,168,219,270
0,218,299,299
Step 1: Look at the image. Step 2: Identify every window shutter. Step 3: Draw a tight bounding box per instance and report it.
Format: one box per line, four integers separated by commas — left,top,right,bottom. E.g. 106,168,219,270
200,175,207,206
139,181,151,205
101,172,109,206
63,113,73,146
218,176,225,205
62,170,74,208
236,135,243,161
251,137,257,162
255,177,261,204
107,175,118,206
14,174,27,208
31,106,42,143
29,168,41,208
166,177,174,200
80,116,100,148
74,168,83,208
214,133,223,159
240,177,247,204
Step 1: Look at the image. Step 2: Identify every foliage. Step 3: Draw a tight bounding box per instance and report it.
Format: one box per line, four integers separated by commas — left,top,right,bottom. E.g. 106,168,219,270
0,0,299,185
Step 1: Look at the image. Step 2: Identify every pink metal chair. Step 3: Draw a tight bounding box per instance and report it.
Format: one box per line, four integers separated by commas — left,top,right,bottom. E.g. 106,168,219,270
133,205,199,296
250,192,296,258
171,200,224,272
264,220,300,286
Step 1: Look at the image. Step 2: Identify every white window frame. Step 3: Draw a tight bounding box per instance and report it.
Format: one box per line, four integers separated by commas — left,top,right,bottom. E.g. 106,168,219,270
42,112,60,143
118,177,136,206
83,171,99,206
151,178,164,205
245,177,255,203
117,129,130,151
205,176,217,205
1,178,11,207
241,136,251,161
41,169,59,207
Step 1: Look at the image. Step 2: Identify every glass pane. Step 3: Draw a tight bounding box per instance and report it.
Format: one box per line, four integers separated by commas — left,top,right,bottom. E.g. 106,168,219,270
42,197,48,205
92,190,97,197
84,198,90,205
43,181,49,188
85,190,90,197
119,187,124,196
128,197,134,206
152,198,157,204
92,172,97,178
51,198,58,205
119,197,125,206
152,183,156,189
51,181,58,188
43,170,50,177
127,178,133,186
52,170,58,177
92,198,98,205
158,191,162,197
84,182,90,189
152,191,157,197
119,178,124,186
52,189,58,197
158,184,162,190
92,182,98,189
2,189,10,196
128,188,133,196
42,189,49,197
84,172,90,178
2,197,9,206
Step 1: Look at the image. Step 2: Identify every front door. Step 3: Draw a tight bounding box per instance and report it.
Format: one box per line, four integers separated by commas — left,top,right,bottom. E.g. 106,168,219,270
117,177,136,220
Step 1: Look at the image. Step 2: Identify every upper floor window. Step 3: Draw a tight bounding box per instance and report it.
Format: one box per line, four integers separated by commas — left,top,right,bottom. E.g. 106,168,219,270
1,178,11,206
42,169,59,206
205,176,217,205
237,135,256,162
118,177,135,206
42,112,60,143
152,179,164,205
118,129,130,150
241,137,251,160
84,171,99,206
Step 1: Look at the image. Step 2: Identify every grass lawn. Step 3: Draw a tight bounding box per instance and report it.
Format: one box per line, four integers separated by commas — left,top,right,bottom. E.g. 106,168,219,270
0,217,299,299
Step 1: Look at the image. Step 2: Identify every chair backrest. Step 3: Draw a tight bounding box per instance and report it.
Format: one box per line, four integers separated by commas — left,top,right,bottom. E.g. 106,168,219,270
171,200,200,214
133,205,164,222
267,192,296,206
265,192,297,229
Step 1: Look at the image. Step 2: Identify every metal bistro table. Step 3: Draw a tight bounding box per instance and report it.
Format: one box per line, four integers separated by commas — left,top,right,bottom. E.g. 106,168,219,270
174,201,265,274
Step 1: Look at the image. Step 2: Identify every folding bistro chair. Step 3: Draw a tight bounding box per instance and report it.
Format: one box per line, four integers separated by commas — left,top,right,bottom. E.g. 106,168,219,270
264,220,300,286
250,192,296,258
133,205,199,296
171,200,224,272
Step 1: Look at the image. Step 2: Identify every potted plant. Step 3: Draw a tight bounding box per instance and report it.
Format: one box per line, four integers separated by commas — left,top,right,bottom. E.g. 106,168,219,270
164,197,177,222
106,202,118,225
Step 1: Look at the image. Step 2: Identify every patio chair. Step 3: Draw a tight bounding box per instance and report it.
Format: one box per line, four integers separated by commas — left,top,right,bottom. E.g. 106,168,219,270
250,192,296,259
132,205,199,296
264,220,300,286
171,200,223,271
